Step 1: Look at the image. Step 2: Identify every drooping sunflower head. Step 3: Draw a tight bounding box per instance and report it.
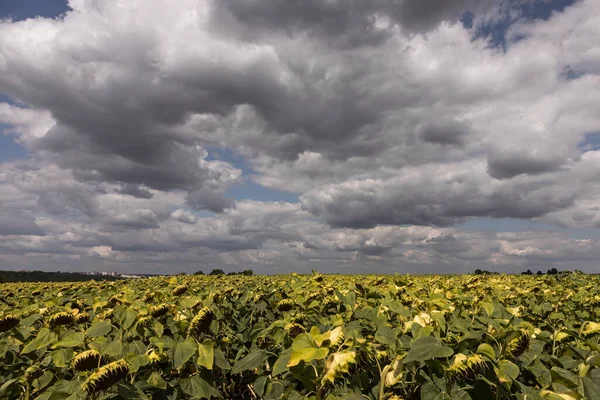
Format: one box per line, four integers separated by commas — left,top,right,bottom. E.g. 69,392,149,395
150,304,171,318
48,312,75,329
446,354,488,384
143,291,155,302
277,299,294,312
75,312,91,325
147,349,168,366
136,315,152,328
172,284,188,296
108,295,123,306
97,309,113,321
71,299,86,311
187,307,214,339
285,323,306,339
72,350,103,371
0,314,19,333
81,360,129,394
253,293,266,303
24,365,44,380
506,330,530,359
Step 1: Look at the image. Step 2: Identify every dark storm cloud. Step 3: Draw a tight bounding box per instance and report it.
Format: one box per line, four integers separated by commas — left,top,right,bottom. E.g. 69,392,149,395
116,184,154,199
216,0,493,43
0,216,45,236
487,150,566,179
419,119,470,146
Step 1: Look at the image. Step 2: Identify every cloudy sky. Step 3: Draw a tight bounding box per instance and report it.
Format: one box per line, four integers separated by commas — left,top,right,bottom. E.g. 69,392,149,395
1,0,599,275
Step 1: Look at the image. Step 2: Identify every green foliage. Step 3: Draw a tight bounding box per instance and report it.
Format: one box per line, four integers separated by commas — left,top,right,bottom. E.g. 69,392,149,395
1,273,600,399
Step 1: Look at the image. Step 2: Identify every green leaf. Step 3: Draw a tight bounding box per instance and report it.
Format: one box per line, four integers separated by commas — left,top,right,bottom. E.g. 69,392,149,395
197,339,214,370
86,320,112,338
550,367,580,391
117,382,148,400
21,328,55,353
481,302,495,318
213,348,230,370
51,331,84,349
272,348,292,376
102,340,123,357
405,336,453,363
231,350,269,374
496,360,520,383
582,377,600,399
0,379,18,398
172,338,197,370
121,309,138,330
126,354,149,373
587,354,600,367
147,371,167,389
477,343,496,360
287,333,329,367
375,326,396,346
254,376,268,397
420,382,441,400
20,313,42,327
180,375,219,399
51,348,74,368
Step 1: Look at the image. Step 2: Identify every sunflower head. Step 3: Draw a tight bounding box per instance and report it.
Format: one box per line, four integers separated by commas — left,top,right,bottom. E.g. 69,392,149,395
172,284,188,296
81,360,129,393
446,354,488,384
506,330,530,359
150,304,171,318
285,323,306,339
48,312,75,329
277,299,294,312
75,312,91,324
187,307,214,339
0,314,19,333
72,350,103,371
24,365,44,380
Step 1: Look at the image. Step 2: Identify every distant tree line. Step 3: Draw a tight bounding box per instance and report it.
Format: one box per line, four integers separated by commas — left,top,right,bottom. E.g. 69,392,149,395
0,270,123,283
473,268,582,276
194,269,254,276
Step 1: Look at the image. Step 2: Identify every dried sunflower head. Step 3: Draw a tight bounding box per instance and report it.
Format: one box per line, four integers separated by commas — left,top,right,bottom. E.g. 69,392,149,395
187,307,214,339
72,350,102,371
172,284,188,296
253,293,266,303
81,360,129,394
285,323,305,339
150,304,171,318
143,291,155,302
75,312,91,324
71,299,86,311
24,365,44,380
108,295,123,306
47,312,75,329
506,330,530,359
446,354,488,384
0,314,20,333
97,309,113,321
277,299,294,312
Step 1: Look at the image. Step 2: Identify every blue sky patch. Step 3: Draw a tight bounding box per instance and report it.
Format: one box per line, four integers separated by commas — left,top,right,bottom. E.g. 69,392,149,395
0,0,68,21
469,0,577,50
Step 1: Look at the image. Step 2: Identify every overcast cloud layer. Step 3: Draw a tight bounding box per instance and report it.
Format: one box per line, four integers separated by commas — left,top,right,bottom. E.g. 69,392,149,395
1,0,600,274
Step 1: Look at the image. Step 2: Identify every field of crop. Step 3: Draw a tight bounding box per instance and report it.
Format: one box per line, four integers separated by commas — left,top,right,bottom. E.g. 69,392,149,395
1,273,600,399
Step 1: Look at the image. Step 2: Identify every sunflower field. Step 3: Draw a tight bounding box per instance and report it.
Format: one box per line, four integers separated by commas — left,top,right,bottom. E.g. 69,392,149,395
2,272,600,399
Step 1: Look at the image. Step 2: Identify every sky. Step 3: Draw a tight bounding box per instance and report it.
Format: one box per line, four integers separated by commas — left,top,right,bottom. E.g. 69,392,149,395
0,0,599,275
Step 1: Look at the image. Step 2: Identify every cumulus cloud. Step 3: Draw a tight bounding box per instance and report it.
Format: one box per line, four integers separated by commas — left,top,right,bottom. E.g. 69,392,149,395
0,0,599,273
